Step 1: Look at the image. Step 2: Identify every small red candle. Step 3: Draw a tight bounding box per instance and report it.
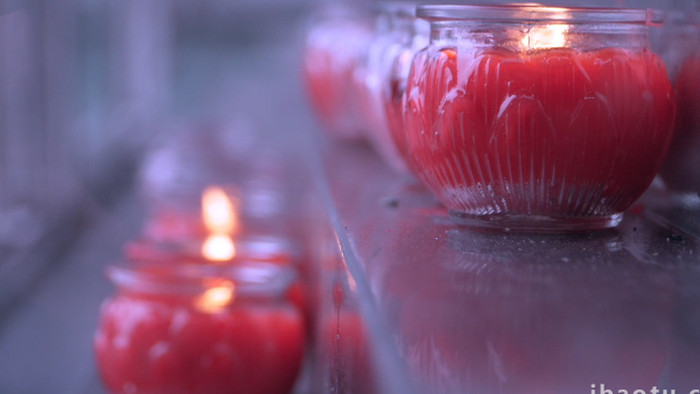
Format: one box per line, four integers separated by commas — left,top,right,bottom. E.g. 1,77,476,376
132,185,313,333
142,186,241,244
303,6,373,140
386,73,412,171
94,263,305,394
383,13,429,175
660,53,700,193
358,3,428,174
125,236,299,266
124,236,311,324
404,5,675,231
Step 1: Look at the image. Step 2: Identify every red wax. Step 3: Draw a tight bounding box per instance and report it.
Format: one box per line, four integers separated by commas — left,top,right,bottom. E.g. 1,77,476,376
95,294,305,394
660,54,700,193
303,45,353,134
405,47,675,220
385,73,414,173
303,21,371,139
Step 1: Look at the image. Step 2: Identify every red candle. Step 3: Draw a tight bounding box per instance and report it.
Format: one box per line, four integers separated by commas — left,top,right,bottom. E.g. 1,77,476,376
404,5,675,231
303,6,373,140
382,17,429,175
124,236,312,332
358,4,428,174
142,185,241,244
660,53,700,193
94,263,305,394
386,69,415,174
125,236,298,266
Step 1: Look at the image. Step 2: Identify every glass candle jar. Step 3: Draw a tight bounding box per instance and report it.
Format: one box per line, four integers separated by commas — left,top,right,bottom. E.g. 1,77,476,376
125,235,300,266
405,5,675,231
657,11,700,194
303,5,373,140
94,262,305,394
385,14,430,176
359,3,428,173
123,235,311,338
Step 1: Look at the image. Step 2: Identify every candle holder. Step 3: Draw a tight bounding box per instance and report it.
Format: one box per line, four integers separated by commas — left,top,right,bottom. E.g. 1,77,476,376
124,234,312,334
404,5,675,232
657,10,700,195
359,2,429,173
94,261,305,394
303,5,373,140
125,235,301,266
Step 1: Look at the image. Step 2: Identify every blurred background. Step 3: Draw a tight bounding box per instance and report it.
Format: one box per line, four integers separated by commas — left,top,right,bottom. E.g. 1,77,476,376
1,1,324,392
0,0,318,313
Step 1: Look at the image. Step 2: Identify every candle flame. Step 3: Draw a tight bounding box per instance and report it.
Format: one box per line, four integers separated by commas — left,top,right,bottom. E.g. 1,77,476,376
196,282,235,313
521,24,568,50
202,234,236,261
519,7,570,51
201,186,238,262
202,186,239,235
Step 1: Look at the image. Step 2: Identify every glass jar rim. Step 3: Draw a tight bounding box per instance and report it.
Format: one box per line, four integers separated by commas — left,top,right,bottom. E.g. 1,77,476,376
125,235,300,265
107,261,296,298
236,235,301,261
416,4,664,25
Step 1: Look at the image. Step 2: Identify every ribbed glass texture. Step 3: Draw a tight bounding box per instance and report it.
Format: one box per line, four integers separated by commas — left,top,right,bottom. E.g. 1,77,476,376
404,6,675,231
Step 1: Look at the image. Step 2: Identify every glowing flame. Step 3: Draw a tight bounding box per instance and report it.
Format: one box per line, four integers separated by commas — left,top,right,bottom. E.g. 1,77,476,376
202,234,236,261
196,282,235,313
518,7,569,50
521,23,568,50
202,186,239,235
200,186,238,262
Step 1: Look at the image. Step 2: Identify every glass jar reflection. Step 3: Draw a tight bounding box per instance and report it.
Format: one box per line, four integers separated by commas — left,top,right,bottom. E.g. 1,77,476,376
380,228,673,394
